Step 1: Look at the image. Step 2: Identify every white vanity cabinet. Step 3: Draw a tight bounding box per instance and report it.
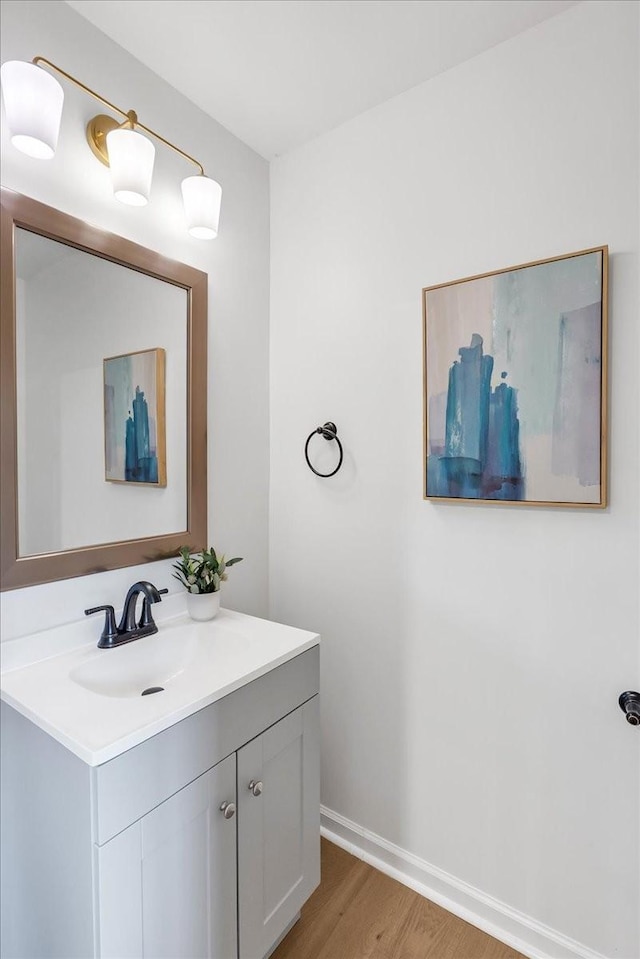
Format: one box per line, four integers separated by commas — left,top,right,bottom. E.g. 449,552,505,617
238,697,320,959
96,753,238,959
0,645,320,959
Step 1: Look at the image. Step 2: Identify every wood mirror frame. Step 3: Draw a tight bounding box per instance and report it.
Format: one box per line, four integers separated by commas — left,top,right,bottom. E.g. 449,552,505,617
0,189,208,591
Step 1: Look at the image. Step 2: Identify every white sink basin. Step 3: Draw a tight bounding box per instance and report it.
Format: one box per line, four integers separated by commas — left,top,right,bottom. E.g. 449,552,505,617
69,630,199,699
1,608,319,765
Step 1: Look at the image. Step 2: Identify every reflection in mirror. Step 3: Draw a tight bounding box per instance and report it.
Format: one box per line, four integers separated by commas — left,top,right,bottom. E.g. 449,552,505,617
15,229,188,556
1,189,207,591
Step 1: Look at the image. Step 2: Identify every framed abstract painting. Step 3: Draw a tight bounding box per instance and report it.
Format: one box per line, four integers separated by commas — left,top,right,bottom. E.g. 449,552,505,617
423,247,608,507
104,347,167,487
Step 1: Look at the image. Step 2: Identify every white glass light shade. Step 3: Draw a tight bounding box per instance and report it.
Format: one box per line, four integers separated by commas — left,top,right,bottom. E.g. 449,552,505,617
181,175,222,239
0,60,64,159
106,127,155,206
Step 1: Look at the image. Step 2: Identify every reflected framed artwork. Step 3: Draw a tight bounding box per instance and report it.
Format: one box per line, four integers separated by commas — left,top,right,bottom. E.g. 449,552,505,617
423,247,608,507
104,347,167,486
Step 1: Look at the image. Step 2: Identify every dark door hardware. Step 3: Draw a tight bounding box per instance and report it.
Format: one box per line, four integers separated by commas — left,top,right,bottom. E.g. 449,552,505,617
618,691,640,726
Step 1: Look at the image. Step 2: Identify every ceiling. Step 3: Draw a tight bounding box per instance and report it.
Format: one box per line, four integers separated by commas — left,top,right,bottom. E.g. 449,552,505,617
66,0,577,160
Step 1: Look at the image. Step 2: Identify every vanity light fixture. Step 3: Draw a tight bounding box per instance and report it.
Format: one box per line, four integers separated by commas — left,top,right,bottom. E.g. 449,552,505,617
0,57,222,237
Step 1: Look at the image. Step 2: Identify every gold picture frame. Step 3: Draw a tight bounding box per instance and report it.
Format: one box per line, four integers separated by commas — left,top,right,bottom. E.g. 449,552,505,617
104,347,167,487
422,246,608,508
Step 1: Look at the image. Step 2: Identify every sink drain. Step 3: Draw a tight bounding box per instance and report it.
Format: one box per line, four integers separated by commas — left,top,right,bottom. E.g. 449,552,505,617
141,686,164,696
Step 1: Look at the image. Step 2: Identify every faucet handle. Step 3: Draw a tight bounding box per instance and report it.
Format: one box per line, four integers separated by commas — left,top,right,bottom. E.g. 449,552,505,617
138,588,169,628
84,605,118,647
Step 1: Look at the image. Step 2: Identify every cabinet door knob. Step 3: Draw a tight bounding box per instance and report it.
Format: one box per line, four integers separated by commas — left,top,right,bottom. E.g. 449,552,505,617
219,801,236,819
248,779,263,797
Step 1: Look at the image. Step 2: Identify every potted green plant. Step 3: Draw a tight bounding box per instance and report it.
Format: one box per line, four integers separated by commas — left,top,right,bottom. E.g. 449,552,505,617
173,546,243,621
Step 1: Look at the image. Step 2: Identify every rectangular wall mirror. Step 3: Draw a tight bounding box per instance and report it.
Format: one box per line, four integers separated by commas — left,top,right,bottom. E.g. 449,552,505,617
1,190,208,590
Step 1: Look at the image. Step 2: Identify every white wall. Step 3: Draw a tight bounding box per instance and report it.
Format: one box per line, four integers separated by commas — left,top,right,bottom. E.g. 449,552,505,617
1,0,270,639
270,3,639,957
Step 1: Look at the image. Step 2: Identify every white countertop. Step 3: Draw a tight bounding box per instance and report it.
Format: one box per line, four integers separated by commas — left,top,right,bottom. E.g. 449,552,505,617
0,606,319,767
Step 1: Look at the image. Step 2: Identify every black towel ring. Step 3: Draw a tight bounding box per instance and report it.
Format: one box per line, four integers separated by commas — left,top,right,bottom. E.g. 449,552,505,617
305,422,344,477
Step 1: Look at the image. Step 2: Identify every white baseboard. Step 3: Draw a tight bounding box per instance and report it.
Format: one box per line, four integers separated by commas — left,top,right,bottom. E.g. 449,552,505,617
320,805,607,959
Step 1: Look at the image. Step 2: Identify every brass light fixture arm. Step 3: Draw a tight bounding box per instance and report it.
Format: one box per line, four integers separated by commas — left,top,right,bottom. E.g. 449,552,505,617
135,120,204,175
32,56,129,122
32,56,205,175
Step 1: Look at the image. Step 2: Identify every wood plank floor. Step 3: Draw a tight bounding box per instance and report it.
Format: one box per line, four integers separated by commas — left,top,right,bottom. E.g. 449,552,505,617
272,839,526,959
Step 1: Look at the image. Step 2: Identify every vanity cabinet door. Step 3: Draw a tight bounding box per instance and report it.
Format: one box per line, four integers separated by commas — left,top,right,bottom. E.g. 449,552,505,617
96,752,238,959
237,696,320,959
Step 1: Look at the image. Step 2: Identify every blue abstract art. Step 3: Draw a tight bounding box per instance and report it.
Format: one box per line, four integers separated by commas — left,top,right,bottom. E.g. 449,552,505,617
423,248,607,506
104,348,166,486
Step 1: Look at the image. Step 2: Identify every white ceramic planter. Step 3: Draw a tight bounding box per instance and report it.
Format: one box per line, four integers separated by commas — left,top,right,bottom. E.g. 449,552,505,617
186,591,221,622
